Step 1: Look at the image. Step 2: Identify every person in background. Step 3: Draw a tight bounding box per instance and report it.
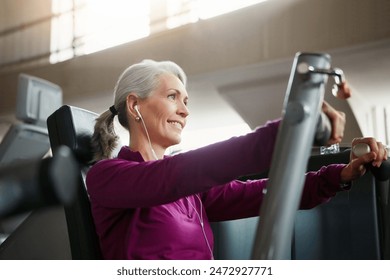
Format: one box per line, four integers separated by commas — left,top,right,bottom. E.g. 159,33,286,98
86,59,387,260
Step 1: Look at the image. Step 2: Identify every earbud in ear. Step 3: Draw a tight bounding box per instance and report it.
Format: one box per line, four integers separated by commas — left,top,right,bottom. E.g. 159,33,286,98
134,105,142,119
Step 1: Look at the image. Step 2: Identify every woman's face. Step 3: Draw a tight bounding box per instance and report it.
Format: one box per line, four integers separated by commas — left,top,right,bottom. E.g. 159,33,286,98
138,73,189,149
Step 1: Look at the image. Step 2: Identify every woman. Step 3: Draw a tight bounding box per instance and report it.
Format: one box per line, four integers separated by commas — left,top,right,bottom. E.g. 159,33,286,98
86,59,387,260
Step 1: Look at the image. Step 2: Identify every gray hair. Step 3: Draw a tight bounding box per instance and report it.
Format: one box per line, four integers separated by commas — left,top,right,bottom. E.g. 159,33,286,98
91,59,187,162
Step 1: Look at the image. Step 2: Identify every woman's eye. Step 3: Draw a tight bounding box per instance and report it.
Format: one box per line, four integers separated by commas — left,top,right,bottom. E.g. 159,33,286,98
168,94,176,100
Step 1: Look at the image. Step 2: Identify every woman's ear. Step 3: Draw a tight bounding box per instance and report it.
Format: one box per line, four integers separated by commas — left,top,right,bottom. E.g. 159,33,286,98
126,94,139,120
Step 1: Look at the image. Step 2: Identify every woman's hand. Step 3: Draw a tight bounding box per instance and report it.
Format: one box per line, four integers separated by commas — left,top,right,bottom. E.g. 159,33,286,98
321,81,351,145
322,101,346,145
340,137,388,183
334,81,351,99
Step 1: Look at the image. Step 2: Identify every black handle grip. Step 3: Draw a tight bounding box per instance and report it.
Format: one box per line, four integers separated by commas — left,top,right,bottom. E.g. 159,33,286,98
369,160,390,181
353,143,390,181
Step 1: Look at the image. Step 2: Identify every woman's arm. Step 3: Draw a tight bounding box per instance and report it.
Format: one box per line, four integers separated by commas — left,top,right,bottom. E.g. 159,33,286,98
202,164,346,222
86,119,280,208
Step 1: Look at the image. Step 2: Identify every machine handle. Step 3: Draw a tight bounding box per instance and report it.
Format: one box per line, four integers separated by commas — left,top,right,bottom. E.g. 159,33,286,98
352,143,390,181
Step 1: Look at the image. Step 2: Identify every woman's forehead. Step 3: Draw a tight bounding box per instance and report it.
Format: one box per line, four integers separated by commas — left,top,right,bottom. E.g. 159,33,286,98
157,73,188,96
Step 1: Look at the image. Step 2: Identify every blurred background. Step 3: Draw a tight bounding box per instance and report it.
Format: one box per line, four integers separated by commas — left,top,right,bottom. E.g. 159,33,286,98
1,0,389,152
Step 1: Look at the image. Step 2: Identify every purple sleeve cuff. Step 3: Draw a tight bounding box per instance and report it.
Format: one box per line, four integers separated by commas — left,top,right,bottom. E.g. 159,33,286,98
300,163,347,209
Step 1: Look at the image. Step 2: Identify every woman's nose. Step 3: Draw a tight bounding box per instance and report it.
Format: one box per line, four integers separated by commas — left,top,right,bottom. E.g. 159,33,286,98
178,101,189,117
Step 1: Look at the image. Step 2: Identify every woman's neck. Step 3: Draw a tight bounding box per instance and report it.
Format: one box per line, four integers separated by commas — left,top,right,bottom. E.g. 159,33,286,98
129,140,165,161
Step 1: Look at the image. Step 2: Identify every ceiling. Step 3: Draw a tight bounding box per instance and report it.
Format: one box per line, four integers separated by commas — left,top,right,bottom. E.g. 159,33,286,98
1,0,389,147
1,39,388,148
184,39,390,144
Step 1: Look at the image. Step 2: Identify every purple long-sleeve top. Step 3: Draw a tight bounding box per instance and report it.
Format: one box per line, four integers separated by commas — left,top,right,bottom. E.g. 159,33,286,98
86,119,346,260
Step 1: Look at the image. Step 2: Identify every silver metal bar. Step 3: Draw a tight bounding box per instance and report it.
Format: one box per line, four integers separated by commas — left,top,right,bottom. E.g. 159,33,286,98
252,52,331,259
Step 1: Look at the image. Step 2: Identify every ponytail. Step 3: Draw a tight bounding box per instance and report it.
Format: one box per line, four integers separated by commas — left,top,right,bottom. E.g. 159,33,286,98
91,109,119,162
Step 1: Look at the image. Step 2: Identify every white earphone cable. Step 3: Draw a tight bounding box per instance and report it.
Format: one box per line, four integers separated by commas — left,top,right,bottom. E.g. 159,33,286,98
136,108,212,257
186,195,214,259
137,111,158,160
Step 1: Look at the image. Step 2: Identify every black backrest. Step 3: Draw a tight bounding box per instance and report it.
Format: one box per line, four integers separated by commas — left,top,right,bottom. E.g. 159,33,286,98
47,105,102,259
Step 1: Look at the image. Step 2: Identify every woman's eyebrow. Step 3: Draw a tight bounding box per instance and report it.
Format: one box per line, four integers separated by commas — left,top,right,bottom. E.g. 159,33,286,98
168,88,189,100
